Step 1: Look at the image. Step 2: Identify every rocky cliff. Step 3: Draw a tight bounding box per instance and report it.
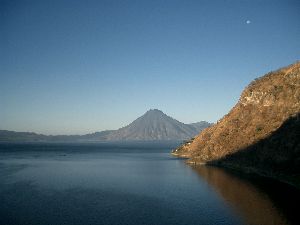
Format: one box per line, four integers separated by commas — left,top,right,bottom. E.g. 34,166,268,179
173,62,300,185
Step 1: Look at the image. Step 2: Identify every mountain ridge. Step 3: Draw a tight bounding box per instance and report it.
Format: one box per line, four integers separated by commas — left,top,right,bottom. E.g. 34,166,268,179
0,109,212,142
106,109,211,140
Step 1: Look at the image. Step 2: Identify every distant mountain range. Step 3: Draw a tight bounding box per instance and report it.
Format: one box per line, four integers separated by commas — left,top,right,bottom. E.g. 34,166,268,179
0,109,212,142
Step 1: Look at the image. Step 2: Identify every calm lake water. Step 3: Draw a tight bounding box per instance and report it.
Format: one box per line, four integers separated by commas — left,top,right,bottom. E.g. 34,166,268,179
0,142,299,225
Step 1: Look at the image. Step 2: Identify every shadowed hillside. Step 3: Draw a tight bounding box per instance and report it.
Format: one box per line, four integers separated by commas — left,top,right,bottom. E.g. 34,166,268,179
210,113,300,186
173,61,300,186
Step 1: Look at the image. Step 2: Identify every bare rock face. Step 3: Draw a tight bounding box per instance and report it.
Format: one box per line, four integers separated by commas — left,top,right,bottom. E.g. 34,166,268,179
173,62,300,181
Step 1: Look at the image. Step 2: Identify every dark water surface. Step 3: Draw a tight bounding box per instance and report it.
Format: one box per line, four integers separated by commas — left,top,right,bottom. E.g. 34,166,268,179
0,142,299,225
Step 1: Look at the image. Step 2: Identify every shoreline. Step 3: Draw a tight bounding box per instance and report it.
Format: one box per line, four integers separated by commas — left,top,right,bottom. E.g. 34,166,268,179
211,162,300,190
172,152,300,190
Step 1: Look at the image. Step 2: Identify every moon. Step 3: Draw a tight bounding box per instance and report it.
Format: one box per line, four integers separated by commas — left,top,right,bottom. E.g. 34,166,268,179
246,20,251,24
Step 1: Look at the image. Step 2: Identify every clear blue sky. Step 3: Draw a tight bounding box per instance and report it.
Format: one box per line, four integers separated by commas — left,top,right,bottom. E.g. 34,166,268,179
1,0,299,134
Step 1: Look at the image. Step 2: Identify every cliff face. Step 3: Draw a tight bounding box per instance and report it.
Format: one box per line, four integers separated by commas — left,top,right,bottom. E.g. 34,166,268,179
173,62,300,183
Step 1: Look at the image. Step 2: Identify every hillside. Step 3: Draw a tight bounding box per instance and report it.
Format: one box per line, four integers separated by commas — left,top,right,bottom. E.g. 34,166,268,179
105,109,211,140
0,110,211,142
0,130,49,142
0,130,113,142
187,121,212,131
173,62,300,185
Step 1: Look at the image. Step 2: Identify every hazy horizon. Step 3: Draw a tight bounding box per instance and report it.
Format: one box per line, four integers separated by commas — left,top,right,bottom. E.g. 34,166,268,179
1,108,211,135
1,0,300,135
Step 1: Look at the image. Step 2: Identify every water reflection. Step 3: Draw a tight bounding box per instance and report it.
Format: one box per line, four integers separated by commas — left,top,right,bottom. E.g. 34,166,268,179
192,165,300,225
1,143,300,225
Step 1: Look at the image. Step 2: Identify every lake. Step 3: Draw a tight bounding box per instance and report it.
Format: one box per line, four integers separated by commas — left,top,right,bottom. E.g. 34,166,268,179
0,142,299,225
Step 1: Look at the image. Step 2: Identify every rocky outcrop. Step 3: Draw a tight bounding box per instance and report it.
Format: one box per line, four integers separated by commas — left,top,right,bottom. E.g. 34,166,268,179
173,62,300,185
